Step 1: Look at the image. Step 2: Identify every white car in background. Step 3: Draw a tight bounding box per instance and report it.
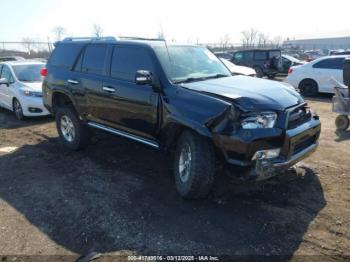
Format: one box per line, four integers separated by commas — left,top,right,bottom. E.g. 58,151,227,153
220,58,256,77
286,55,348,96
0,61,50,120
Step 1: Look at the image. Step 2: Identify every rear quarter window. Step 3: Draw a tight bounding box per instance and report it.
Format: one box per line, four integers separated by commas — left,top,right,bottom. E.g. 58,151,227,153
49,43,85,69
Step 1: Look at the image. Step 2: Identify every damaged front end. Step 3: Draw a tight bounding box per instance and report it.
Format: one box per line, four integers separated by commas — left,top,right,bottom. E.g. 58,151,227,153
207,101,321,181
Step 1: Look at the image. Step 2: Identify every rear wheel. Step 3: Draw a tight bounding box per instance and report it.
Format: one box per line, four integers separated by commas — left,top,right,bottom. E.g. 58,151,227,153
56,106,90,150
254,67,264,78
13,98,24,121
174,131,215,199
299,79,319,97
335,115,350,131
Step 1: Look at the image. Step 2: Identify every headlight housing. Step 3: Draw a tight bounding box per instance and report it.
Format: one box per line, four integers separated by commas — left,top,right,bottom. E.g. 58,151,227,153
21,89,43,97
241,112,277,129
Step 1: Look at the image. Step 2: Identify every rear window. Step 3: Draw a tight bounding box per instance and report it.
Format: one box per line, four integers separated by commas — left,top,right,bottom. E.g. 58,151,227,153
49,43,84,69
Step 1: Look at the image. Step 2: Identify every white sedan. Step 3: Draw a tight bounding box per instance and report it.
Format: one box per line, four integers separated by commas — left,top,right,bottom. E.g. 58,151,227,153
220,58,256,77
286,55,348,96
0,61,50,120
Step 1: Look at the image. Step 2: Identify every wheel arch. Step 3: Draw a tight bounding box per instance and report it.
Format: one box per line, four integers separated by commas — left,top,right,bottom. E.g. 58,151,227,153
160,118,212,152
51,91,77,115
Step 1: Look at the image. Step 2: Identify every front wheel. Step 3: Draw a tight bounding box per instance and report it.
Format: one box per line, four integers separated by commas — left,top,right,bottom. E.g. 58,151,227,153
56,106,90,150
335,115,350,131
174,131,215,199
13,98,24,121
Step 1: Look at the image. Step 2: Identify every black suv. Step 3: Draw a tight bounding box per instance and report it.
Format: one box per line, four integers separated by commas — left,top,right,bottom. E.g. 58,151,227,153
43,37,321,199
231,49,282,78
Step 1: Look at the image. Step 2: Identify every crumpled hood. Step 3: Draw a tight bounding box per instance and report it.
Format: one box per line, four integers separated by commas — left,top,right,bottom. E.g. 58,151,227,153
181,75,304,111
21,81,43,92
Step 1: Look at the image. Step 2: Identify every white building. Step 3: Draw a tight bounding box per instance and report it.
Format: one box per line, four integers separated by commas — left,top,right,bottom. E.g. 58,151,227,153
283,37,350,50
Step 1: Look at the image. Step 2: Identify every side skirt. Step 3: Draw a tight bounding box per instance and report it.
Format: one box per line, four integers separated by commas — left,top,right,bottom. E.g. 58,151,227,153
87,122,160,149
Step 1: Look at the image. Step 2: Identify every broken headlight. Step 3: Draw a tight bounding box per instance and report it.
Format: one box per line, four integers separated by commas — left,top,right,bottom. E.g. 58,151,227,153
241,112,277,129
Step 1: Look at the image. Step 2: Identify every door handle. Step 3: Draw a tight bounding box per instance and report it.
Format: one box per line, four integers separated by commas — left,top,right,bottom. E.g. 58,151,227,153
102,86,116,93
67,79,79,85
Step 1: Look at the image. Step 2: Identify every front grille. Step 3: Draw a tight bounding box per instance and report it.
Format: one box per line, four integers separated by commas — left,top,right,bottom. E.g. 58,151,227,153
293,135,316,155
288,105,312,129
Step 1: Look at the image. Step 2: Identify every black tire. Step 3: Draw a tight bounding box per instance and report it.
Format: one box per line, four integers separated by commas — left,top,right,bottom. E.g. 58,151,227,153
254,67,264,78
299,79,319,97
174,130,215,199
56,106,90,151
335,115,350,131
13,98,24,121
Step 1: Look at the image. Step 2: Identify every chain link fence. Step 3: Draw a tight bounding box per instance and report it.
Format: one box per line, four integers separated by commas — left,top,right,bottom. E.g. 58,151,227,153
0,42,54,60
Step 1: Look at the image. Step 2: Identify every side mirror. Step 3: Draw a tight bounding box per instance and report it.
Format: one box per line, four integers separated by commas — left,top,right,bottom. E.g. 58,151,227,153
0,78,9,86
135,70,153,85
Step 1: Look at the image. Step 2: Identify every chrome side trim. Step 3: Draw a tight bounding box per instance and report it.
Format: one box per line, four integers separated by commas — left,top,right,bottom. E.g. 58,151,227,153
87,122,159,149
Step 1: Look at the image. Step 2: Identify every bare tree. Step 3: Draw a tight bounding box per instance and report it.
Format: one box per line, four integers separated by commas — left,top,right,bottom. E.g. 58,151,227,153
21,37,35,55
257,33,269,48
220,34,231,50
271,36,283,48
52,26,67,41
241,28,259,47
92,24,104,37
157,23,166,40
156,31,165,40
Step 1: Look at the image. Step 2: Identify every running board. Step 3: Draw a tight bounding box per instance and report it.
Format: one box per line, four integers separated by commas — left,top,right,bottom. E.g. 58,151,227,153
87,122,159,149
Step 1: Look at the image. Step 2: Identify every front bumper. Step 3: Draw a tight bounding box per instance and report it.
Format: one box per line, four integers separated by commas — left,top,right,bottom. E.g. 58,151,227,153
214,116,321,180
20,96,51,117
252,142,318,181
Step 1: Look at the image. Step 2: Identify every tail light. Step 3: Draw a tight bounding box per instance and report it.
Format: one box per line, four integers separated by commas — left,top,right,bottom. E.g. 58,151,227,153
40,68,48,77
288,68,293,74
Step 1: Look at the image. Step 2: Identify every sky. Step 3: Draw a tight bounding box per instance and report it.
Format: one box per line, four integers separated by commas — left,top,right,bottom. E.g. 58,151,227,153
0,0,350,44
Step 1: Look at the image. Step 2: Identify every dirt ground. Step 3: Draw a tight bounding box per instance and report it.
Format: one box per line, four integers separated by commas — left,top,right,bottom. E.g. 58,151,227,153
0,93,349,261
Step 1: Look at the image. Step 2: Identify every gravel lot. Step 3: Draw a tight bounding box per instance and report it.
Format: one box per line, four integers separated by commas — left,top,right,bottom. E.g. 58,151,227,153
0,92,349,261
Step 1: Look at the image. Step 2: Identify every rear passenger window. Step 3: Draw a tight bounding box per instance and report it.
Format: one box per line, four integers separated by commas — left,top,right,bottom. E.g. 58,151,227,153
111,46,154,81
254,51,268,60
81,45,108,75
49,43,84,69
313,58,345,69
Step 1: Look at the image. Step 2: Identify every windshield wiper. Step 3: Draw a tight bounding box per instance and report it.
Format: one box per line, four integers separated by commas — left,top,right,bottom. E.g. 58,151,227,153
173,77,206,84
203,74,230,80
173,74,229,84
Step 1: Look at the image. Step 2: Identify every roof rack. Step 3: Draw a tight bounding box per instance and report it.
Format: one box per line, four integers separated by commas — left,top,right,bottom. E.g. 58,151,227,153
62,36,119,42
119,36,165,41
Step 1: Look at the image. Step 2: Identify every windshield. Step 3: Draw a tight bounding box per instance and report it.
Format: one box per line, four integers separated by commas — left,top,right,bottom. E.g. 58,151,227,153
12,64,44,82
153,45,231,83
